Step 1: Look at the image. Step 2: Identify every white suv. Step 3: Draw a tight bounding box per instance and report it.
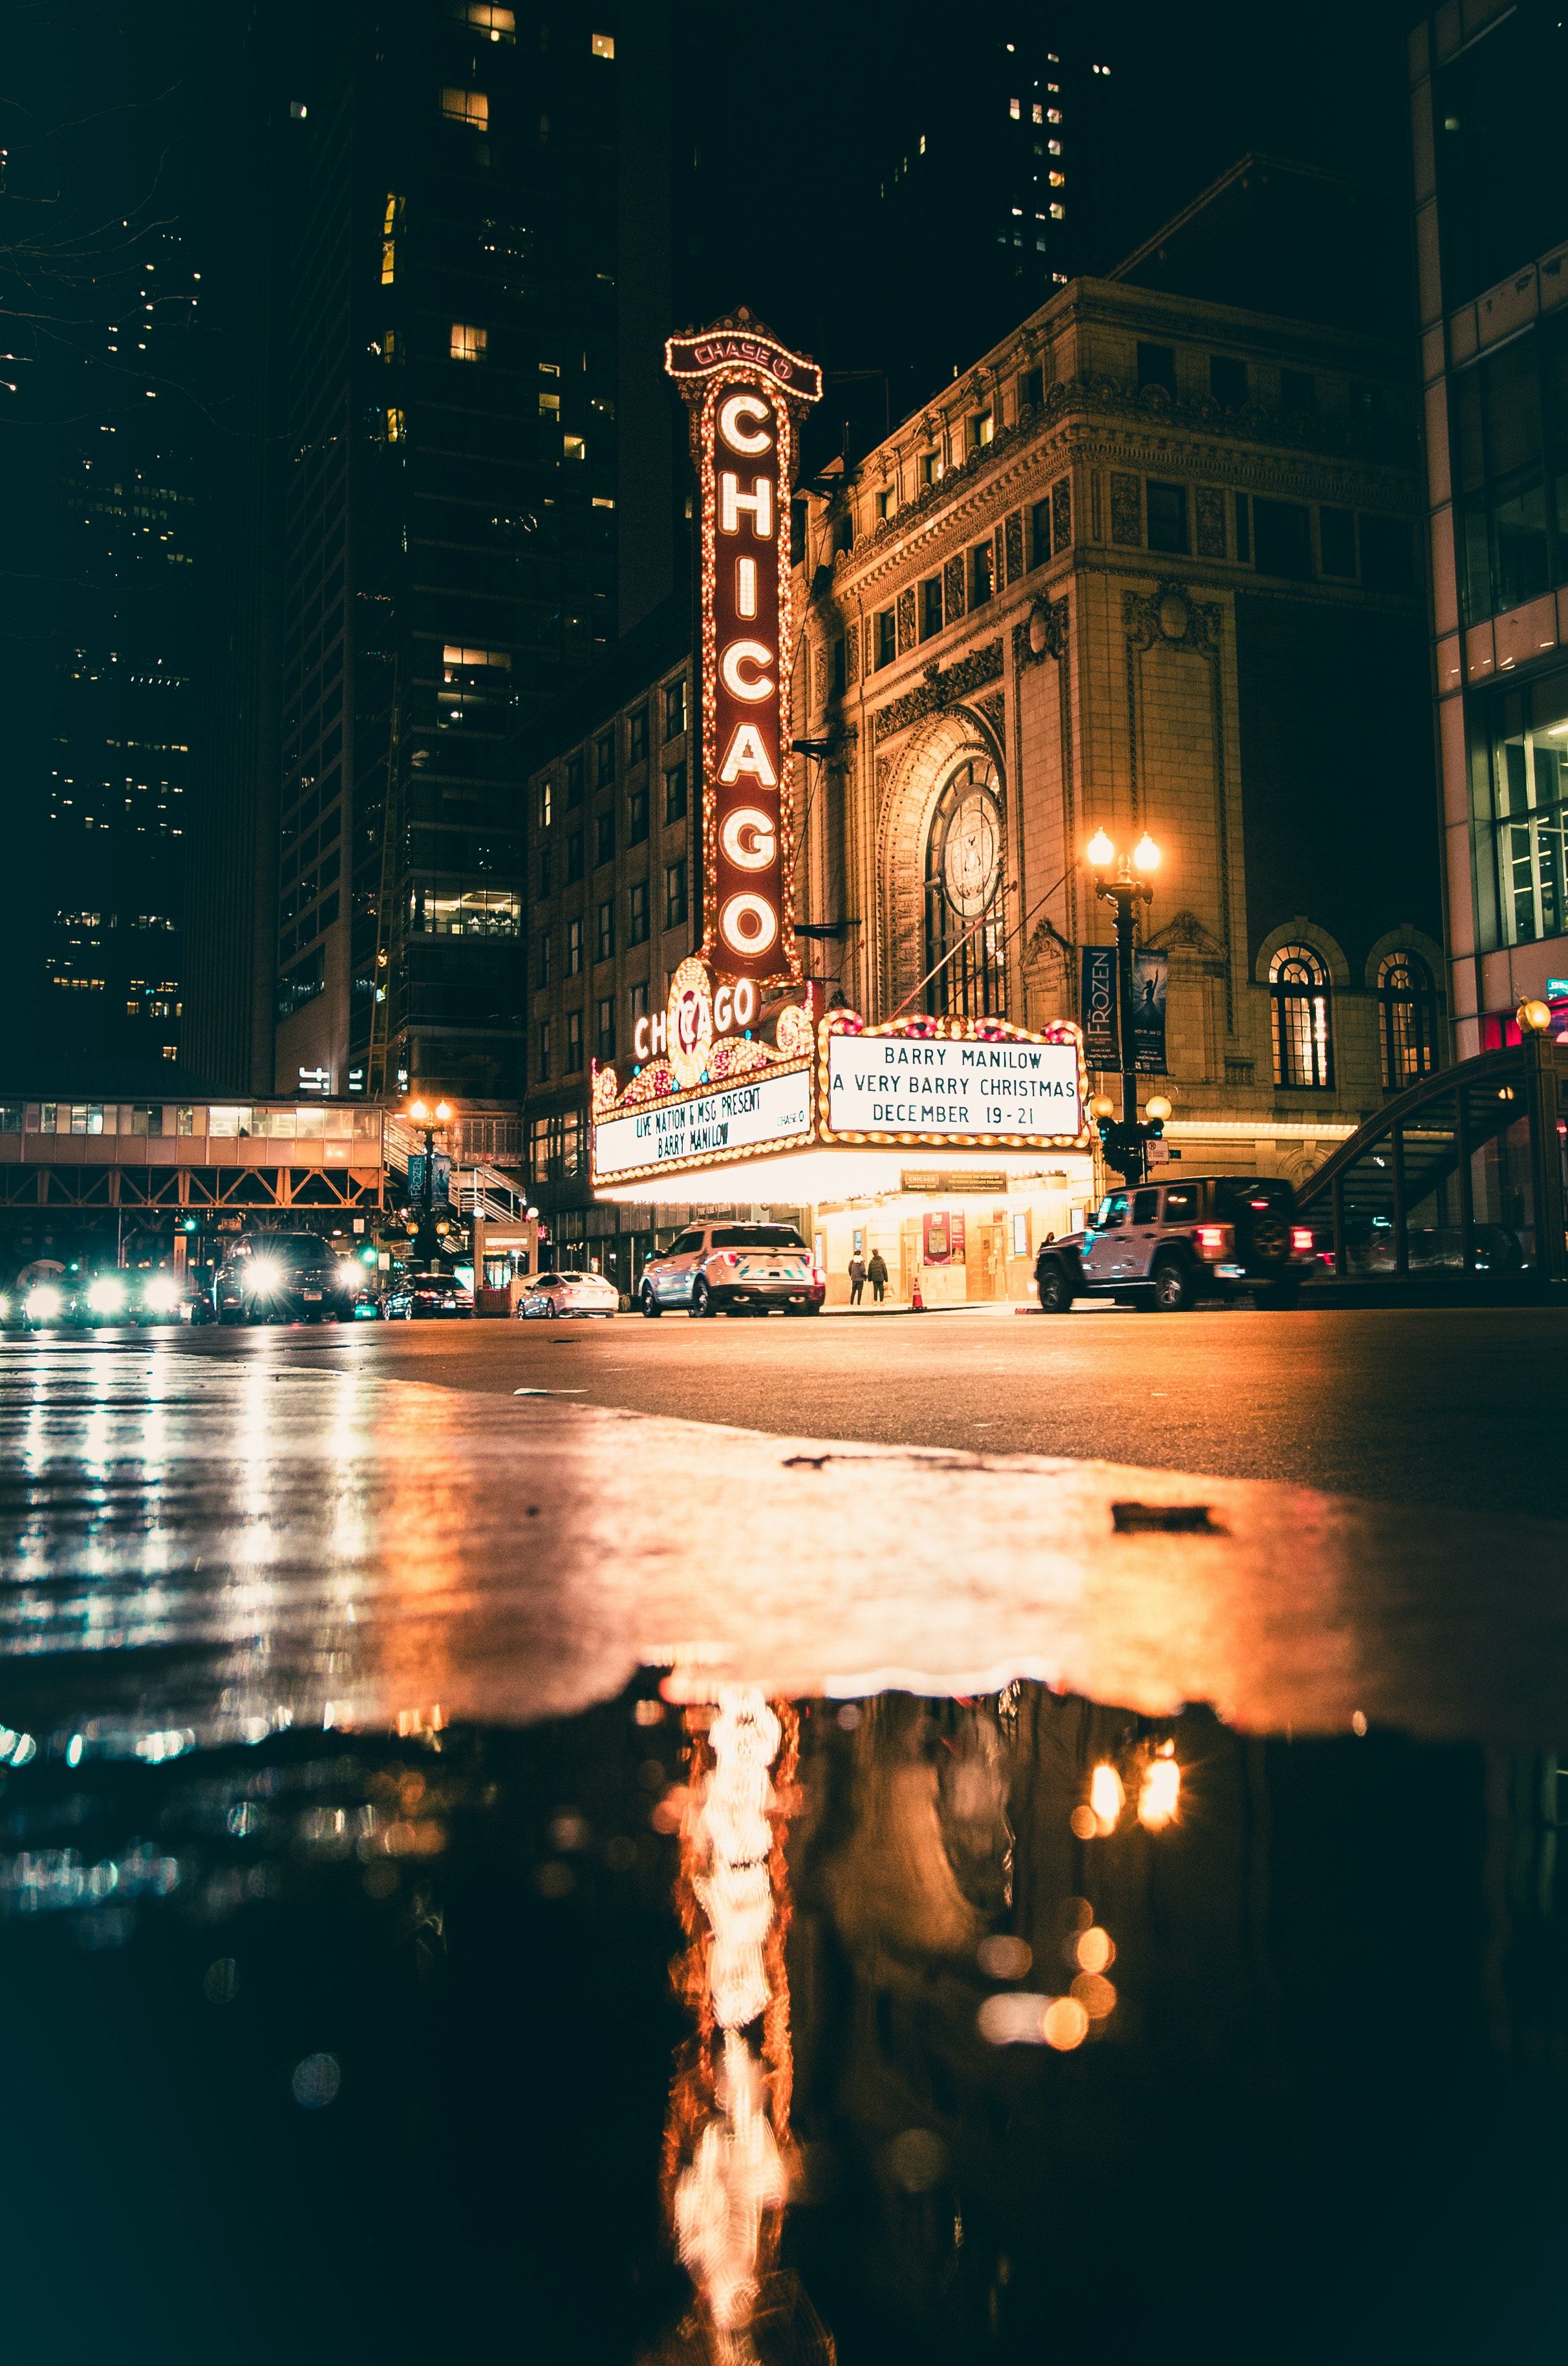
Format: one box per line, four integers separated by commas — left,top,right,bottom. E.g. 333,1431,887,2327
640,1223,826,1318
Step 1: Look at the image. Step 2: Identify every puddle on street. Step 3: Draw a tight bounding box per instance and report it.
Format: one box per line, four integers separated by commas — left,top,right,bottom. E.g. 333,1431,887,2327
0,1675,1563,2363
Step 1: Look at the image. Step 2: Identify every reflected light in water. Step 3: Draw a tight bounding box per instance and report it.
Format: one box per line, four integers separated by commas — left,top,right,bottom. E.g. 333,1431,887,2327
1089,1761,1124,1834
1138,1747,1181,1830
665,1687,796,2354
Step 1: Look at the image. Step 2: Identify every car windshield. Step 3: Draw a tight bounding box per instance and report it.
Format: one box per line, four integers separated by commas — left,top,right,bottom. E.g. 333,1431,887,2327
709,1227,806,1250
264,1236,330,1265
1215,1178,1293,1218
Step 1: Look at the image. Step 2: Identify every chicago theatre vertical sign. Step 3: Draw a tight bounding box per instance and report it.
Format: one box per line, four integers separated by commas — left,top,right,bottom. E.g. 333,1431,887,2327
665,320,822,986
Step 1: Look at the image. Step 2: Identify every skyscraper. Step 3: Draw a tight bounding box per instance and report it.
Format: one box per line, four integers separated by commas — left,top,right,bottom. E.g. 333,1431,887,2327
0,6,203,1080
188,0,676,1106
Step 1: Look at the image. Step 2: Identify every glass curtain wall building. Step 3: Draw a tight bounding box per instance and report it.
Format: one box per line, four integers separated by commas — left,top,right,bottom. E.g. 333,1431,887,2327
191,0,674,1106
1410,0,1568,1051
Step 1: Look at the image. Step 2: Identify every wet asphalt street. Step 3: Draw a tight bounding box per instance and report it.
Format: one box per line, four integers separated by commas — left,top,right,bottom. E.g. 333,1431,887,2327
113,1300,1568,1522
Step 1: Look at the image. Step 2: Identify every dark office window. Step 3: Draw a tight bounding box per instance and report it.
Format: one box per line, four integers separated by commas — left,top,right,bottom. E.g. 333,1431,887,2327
595,730,616,788
537,852,552,899
1145,480,1189,555
1377,952,1437,1090
537,1020,550,1080
596,898,615,962
566,916,583,975
1452,325,1564,622
1210,354,1247,410
969,542,994,605
596,997,616,1062
664,763,687,824
627,705,648,764
1136,341,1176,398
628,879,649,945
1280,369,1316,416
1253,499,1312,581
1359,513,1415,596
566,1009,583,1071
665,861,687,929
1018,366,1044,413
629,980,650,1029
1319,506,1357,579
832,635,847,694
1031,499,1051,566
919,576,943,639
566,753,583,806
1234,491,1251,563
537,934,551,988
628,784,649,844
596,808,616,866
566,830,584,882
663,676,687,740
1435,10,1568,311
875,609,897,667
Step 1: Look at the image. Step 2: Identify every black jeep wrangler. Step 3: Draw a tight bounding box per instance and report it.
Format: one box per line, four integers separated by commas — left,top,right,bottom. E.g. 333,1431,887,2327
1035,1174,1316,1313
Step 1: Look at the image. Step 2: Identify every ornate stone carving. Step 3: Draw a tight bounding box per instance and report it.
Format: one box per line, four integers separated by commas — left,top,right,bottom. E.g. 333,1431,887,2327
1110,471,1142,547
1004,508,1024,585
1194,485,1226,560
974,689,1005,736
1051,475,1071,552
844,617,861,687
896,585,917,654
1014,595,1068,670
1123,580,1219,654
870,641,1004,743
943,553,965,621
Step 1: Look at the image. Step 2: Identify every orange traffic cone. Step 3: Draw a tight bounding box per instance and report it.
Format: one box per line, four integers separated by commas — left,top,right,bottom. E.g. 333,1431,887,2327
910,1276,925,1311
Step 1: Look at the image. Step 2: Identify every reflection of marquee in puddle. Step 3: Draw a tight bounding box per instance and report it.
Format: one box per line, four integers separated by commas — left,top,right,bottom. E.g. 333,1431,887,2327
657,1688,832,2363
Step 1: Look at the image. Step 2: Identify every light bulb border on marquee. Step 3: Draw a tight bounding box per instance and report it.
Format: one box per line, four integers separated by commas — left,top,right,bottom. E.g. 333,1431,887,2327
815,1011,1090,1153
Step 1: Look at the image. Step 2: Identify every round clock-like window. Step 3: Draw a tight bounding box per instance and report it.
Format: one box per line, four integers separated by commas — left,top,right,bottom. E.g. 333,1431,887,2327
941,780,1002,918
923,755,1007,1018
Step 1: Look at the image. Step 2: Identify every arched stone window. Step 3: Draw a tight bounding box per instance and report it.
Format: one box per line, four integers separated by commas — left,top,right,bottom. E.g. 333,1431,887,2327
1270,943,1333,1088
1377,950,1437,1089
923,756,1005,1016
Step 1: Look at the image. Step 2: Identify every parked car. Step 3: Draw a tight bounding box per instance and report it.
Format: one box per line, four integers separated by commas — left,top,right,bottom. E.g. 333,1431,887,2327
213,1232,356,1324
518,1269,619,1319
639,1223,826,1318
381,1275,472,1320
1035,1175,1316,1313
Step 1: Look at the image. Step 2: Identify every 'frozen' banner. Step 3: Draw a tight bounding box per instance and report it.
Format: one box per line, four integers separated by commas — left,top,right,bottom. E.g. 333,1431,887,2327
1079,947,1167,1075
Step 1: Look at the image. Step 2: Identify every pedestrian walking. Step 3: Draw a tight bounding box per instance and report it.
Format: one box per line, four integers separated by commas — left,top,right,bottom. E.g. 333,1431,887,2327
848,1253,866,1306
867,1249,888,1305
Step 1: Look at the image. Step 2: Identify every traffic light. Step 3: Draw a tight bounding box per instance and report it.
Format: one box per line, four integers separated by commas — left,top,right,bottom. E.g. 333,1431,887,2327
180,1216,199,1234
358,1240,378,1265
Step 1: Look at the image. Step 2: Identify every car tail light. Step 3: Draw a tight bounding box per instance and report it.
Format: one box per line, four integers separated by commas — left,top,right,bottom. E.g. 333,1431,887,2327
1291,1227,1314,1253
716,1253,740,1270
1196,1224,1230,1260
811,1265,826,1285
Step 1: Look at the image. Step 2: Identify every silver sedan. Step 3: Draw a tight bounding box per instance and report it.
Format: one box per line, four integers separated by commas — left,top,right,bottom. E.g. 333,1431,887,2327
517,1269,620,1319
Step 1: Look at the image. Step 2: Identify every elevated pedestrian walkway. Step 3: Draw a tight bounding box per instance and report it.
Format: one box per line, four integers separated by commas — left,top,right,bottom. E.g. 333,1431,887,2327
1294,1031,1568,1292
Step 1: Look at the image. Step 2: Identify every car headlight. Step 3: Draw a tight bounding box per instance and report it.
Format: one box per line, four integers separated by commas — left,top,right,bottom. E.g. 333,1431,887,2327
143,1276,180,1313
336,1260,361,1291
25,1285,63,1320
248,1257,282,1291
87,1276,127,1314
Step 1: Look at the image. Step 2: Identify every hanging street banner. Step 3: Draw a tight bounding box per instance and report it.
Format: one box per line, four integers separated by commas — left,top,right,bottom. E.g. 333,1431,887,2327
1079,945,1168,1073
1132,948,1168,1076
665,319,822,988
1079,947,1119,1066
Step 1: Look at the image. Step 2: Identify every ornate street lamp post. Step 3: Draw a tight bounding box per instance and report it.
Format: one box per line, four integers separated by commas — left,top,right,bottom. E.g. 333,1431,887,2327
1085,830,1169,1184
405,1096,452,1258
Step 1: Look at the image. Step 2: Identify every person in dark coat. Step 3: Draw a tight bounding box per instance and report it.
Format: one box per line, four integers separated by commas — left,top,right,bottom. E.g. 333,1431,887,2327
848,1253,866,1305
867,1249,889,1304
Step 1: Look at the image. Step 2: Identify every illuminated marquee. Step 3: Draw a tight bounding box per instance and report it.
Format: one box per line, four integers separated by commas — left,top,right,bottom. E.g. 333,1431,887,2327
665,319,822,987
820,1014,1088,1150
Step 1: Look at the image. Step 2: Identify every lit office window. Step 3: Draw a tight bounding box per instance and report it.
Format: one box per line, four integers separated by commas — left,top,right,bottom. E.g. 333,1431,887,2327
441,87,489,128
591,31,615,56
450,322,488,363
457,3,515,38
